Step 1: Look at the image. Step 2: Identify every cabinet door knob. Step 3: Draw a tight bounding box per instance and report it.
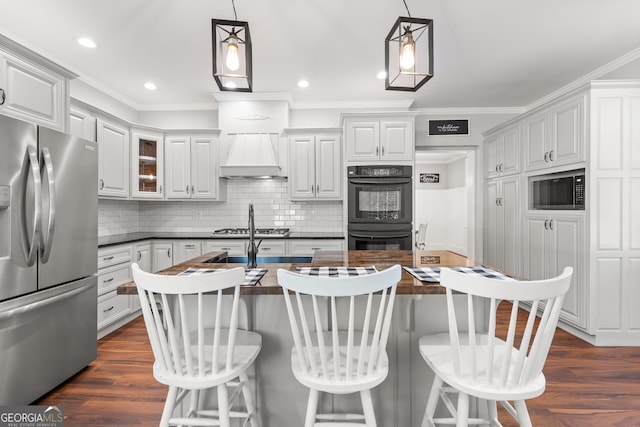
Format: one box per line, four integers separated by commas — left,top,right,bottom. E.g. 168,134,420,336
495,164,499,173
549,150,554,161
381,146,385,156
0,88,5,105
500,163,504,172
549,219,555,230
496,198,500,206
544,219,549,230
167,248,171,257
137,251,142,261
186,185,190,194
376,146,379,156
99,178,104,190
544,151,549,162
159,184,163,194
191,185,194,194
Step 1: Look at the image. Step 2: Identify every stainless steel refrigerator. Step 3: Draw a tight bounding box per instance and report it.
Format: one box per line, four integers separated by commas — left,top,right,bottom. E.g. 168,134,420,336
0,114,98,404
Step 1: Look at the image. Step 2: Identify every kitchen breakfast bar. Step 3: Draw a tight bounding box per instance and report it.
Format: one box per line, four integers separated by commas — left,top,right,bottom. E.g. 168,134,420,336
117,250,486,427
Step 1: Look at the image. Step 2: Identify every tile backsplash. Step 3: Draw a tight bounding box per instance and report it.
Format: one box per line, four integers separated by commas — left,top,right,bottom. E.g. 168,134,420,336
99,179,343,236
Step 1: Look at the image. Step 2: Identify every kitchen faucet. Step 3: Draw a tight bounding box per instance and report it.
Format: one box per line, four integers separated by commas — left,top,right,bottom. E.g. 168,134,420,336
247,203,261,268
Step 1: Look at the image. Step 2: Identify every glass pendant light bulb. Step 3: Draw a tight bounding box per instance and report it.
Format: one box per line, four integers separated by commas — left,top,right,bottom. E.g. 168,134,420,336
226,35,240,71
400,30,415,71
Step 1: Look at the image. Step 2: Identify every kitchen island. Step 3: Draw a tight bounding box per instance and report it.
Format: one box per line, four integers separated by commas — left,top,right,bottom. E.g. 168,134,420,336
117,250,482,427
116,249,473,295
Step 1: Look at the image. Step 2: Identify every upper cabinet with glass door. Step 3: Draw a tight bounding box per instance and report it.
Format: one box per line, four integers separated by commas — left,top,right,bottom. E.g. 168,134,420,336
131,129,164,199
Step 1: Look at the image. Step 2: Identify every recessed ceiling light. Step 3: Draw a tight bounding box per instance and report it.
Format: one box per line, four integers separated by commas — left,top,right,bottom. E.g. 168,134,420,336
297,80,309,88
376,71,387,80
77,37,97,49
144,82,157,90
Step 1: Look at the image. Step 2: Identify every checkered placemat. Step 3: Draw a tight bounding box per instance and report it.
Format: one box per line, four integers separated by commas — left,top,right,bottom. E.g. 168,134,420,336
294,266,378,277
179,268,267,286
403,266,515,283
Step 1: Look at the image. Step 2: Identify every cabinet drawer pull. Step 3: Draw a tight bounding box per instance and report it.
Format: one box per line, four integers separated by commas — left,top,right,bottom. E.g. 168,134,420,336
311,247,321,251
184,245,195,249
103,306,115,313
544,219,549,230
262,247,271,251
103,277,114,283
159,184,163,194
376,146,379,156
549,150,554,161
167,248,171,257
191,185,194,194
499,164,504,172
137,251,142,261
186,185,190,194
103,255,114,261
381,146,385,156
549,219,555,230
99,178,105,190
221,247,231,250
0,88,5,105
544,151,549,162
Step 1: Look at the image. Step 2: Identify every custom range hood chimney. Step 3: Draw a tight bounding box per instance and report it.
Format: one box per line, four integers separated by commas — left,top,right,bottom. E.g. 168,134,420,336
220,133,281,177
216,96,289,178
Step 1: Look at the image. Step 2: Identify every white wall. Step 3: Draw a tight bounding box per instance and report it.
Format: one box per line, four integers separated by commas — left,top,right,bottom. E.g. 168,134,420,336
138,110,218,129
98,179,343,236
71,79,139,123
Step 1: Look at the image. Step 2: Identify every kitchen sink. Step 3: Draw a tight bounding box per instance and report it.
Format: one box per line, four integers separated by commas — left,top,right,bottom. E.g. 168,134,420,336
203,255,313,264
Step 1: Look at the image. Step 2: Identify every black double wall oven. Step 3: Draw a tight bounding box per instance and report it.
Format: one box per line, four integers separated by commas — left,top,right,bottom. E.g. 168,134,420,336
347,165,413,250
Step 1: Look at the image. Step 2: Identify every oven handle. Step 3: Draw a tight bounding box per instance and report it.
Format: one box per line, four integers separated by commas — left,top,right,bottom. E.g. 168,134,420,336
349,232,412,239
348,178,412,185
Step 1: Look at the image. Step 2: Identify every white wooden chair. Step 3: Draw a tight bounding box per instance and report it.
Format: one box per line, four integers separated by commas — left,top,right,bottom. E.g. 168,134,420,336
419,267,573,427
131,263,262,427
277,264,402,427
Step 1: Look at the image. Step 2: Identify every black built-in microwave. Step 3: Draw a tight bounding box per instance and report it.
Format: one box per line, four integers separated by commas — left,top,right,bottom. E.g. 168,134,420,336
530,169,585,210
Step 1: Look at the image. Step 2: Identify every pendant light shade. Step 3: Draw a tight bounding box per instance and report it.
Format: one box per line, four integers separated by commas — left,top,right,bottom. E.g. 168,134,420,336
212,19,252,92
385,16,433,91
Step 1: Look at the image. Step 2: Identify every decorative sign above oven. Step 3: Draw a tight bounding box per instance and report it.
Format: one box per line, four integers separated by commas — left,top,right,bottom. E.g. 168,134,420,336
428,119,469,135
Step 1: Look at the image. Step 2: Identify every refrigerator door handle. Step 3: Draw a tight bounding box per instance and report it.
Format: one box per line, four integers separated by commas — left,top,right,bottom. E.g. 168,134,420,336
0,282,94,321
20,146,42,266
40,147,56,263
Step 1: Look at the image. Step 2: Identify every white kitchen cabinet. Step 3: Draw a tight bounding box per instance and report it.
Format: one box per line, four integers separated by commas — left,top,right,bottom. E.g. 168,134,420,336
524,93,586,171
165,134,226,200
69,106,94,140
344,116,414,163
131,129,164,199
97,244,134,338
288,131,341,200
255,240,286,256
288,239,344,255
175,241,203,264
484,176,521,277
484,124,520,178
523,213,586,329
203,240,246,256
0,35,73,131
133,243,151,272
152,241,174,272
96,118,130,199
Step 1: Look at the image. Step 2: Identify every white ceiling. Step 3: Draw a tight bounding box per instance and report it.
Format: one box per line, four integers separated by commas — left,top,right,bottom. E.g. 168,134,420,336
1,0,640,111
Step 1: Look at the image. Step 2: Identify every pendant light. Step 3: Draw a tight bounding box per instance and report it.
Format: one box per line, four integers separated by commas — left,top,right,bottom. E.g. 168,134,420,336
385,0,433,91
212,0,252,92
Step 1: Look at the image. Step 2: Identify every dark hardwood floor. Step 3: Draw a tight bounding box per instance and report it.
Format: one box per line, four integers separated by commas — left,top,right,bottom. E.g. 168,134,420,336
36,304,640,426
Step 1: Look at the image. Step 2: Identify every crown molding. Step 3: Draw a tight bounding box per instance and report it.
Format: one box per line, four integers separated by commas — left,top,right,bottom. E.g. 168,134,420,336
292,99,414,110
412,106,526,116
525,46,640,112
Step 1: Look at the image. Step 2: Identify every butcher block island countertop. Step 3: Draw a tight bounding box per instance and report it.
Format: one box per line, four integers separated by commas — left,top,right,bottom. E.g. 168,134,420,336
117,250,473,295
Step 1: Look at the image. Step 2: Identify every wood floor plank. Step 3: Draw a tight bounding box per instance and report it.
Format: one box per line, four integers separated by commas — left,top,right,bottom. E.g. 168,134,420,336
35,303,640,426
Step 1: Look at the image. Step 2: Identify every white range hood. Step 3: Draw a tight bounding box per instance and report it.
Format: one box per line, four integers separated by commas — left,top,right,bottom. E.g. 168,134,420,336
219,133,282,178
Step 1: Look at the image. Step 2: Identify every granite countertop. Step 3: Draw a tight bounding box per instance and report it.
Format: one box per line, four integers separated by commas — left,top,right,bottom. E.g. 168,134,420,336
98,231,345,247
117,250,474,296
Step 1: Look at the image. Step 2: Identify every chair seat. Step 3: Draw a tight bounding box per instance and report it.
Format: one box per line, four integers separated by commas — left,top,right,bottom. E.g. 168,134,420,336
419,333,546,401
154,329,262,389
291,345,389,394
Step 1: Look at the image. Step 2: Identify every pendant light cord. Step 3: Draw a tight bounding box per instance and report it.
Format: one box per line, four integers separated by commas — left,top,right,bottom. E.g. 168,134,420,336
402,0,411,17
231,0,238,20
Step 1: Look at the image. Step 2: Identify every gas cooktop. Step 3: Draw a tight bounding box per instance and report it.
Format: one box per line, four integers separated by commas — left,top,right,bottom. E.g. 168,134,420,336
211,228,290,237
